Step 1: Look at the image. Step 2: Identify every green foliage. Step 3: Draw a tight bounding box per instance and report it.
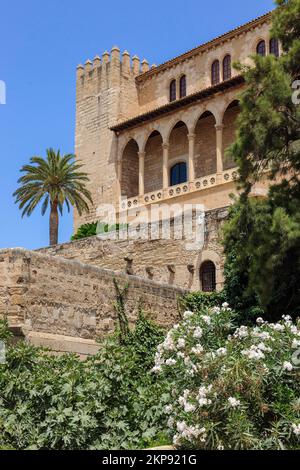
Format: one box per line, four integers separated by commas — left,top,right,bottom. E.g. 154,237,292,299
13,148,92,245
71,222,98,240
0,317,168,450
0,319,13,343
155,304,300,450
223,191,300,323
71,222,128,241
223,0,300,323
180,291,227,314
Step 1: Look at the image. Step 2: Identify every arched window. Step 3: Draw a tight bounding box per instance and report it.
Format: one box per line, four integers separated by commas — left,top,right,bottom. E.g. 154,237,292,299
170,162,187,186
223,55,231,81
211,60,220,86
257,40,266,56
200,261,216,292
170,80,176,102
270,38,279,57
179,75,187,98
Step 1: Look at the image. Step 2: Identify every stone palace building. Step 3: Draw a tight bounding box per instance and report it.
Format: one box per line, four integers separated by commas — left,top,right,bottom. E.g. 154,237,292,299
71,11,277,292
1,10,281,355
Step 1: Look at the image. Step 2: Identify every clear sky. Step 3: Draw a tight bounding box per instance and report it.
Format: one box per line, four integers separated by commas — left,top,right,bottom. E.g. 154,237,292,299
0,0,275,249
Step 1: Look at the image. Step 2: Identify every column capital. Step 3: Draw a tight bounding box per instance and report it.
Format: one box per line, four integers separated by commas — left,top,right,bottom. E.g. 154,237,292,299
215,124,224,131
188,133,196,141
138,151,146,159
162,142,169,150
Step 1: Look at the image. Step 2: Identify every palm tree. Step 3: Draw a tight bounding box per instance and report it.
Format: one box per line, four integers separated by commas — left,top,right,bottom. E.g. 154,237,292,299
14,148,93,246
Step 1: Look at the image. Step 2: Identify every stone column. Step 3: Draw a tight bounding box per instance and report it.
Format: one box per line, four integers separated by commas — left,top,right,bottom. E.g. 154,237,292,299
162,143,169,190
188,133,195,182
215,124,224,182
116,159,122,199
139,151,145,196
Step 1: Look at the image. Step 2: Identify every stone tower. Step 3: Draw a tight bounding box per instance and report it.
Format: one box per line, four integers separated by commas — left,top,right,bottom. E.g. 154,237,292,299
74,48,149,230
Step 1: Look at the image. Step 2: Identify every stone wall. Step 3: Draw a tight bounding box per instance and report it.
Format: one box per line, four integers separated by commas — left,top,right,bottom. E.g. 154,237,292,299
38,208,227,292
0,248,187,355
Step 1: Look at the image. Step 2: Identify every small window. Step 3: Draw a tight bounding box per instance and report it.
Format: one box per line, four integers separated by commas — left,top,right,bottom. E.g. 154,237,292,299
223,55,231,81
179,75,186,98
270,38,279,57
211,60,220,86
170,80,176,102
200,261,216,292
170,162,187,186
257,40,266,56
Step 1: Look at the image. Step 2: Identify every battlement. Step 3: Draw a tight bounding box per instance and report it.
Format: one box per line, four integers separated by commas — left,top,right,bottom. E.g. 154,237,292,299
76,47,154,81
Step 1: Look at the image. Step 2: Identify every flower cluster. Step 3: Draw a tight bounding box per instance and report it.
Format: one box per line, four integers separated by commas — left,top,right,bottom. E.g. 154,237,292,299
153,305,300,450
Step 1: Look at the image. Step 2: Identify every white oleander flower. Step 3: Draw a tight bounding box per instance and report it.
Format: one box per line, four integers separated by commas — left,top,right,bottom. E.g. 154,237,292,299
292,339,300,349
164,405,173,414
269,324,284,332
252,330,271,340
202,315,211,325
228,397,241,408
177,338,186,349
283,361,293,372
165,358,177,366
177,352,185,359
282,315,292,323
151,365,162,374
183,311,194,320
292,424,300,437
216,347,227,357
191,344,204,355
242,346,265,360
167,417,174,428
184,402,196,413
217,444,225,450
198,398,212,407
177,421,187,433
212,306,221,314
234,326,248,339
193,327,203,339
256,317,265,325
257,343,272,353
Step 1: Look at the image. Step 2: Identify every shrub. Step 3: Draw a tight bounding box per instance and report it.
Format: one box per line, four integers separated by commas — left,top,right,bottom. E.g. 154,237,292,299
153,304,300,450
181,291,227,314
0,316,169,450
71,222,128,241
71,222,98,240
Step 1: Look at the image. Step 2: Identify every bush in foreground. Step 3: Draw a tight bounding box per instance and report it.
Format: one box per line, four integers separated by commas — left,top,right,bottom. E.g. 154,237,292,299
154,304,300,450
0,316,169,450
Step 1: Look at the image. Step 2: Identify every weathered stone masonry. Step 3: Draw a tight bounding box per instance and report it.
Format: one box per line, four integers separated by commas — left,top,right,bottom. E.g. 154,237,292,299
0,249,187,355
39,208,227,291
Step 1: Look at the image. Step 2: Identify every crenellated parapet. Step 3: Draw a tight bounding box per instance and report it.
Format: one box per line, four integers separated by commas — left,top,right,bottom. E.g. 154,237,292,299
76,47,151,81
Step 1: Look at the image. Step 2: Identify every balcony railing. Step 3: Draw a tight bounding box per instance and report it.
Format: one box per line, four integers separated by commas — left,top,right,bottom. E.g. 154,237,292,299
121,167,238,211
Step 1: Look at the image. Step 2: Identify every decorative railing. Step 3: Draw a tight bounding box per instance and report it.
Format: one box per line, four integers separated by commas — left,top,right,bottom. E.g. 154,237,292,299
121,167,238,210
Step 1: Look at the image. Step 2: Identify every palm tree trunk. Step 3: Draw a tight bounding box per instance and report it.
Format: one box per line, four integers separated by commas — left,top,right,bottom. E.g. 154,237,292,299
49,201,59,245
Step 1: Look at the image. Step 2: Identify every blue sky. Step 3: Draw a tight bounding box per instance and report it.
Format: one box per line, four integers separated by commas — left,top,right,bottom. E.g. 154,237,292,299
0,0,275,249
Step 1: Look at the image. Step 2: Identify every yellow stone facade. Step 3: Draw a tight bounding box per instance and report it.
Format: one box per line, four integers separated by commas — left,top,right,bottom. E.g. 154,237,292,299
74,12,274,230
